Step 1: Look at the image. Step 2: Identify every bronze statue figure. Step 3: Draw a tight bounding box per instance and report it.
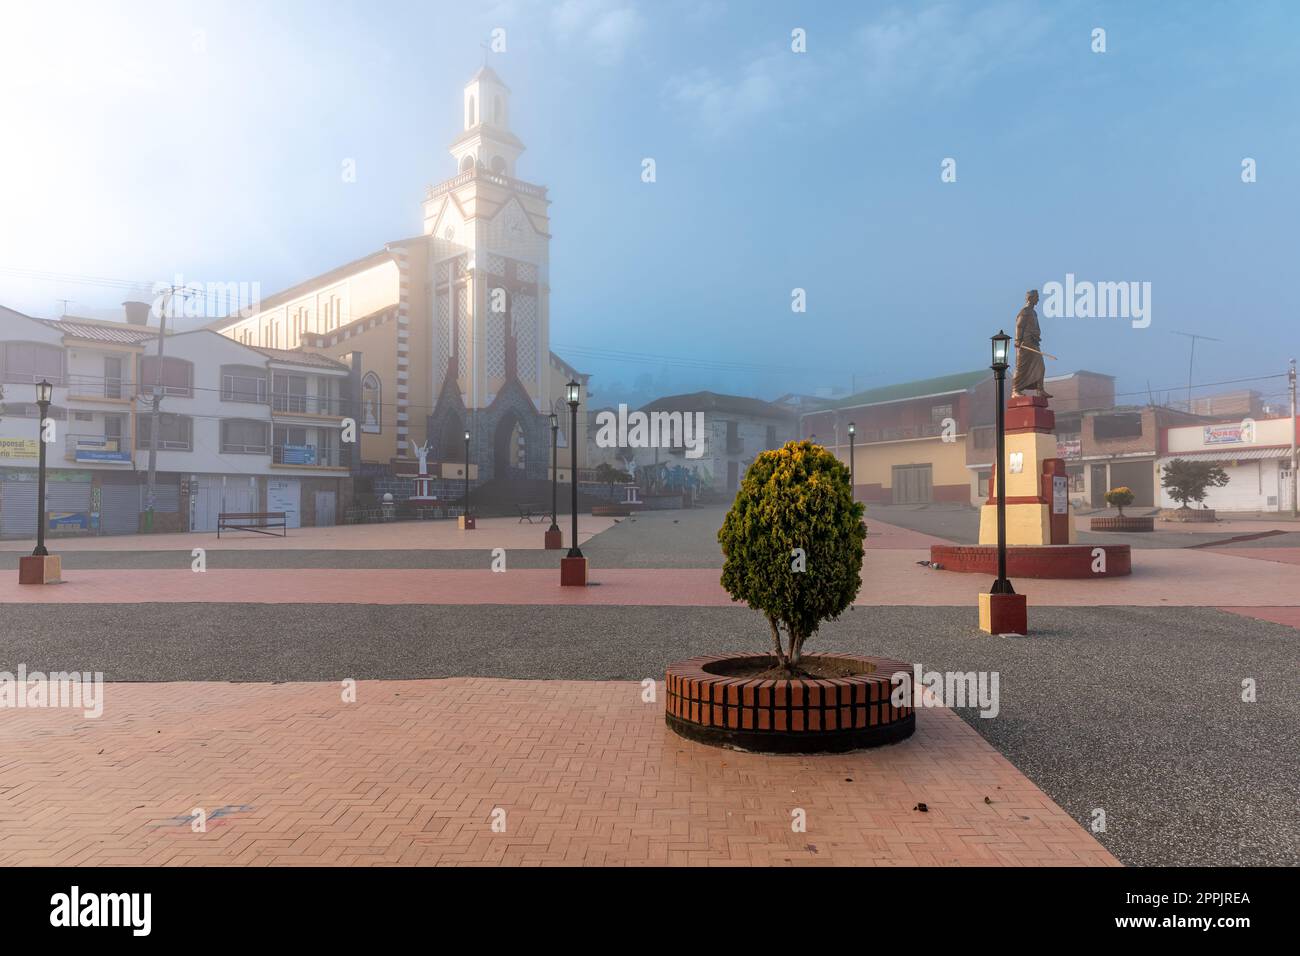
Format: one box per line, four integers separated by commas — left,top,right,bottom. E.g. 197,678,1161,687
1013,289,1052,399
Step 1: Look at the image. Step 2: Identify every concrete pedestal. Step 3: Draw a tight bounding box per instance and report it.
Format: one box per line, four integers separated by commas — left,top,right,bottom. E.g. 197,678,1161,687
544,527,563,550
18,555,61,585
560,556,588,587
978,395,1074,547
979,592,1027,635
458,515,476,530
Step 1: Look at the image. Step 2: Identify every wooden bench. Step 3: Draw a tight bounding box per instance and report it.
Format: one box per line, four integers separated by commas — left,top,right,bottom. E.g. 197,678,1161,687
218,512,288,538
516,503,547,524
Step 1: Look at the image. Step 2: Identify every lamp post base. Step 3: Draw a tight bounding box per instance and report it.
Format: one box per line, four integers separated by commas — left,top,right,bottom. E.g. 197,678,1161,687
19,554,62,585
978,592,1027,635
560,556,588,587
544,526,562,550
458,515,476,530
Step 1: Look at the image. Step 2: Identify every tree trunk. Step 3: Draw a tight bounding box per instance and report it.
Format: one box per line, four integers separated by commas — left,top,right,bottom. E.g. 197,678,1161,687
767,617,789,669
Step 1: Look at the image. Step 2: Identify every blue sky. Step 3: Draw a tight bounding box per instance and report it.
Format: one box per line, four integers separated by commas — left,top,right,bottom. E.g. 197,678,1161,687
1,0,1297,408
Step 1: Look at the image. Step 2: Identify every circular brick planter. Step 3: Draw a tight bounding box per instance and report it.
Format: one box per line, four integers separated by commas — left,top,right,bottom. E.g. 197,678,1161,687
929,543,1130,577
1160,507,1217,523
1090,515,1154,532
665,653,916,753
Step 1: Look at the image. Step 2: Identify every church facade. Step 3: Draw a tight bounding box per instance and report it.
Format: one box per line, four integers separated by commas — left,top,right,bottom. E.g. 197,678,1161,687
211,66,588,485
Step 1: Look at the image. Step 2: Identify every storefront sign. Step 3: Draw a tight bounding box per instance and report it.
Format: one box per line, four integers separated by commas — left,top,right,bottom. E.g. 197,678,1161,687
0,439,39,460
1056,439,1082,460
1203,421,1255,445
0,468,92,482
47,511,89,531
73,438,132,463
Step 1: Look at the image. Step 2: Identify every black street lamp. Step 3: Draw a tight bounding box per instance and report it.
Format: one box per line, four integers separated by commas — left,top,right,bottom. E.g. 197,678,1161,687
565,380,582,559
990,331,1014,595
547,411,561,543
847,421,856,498
33,379,52,557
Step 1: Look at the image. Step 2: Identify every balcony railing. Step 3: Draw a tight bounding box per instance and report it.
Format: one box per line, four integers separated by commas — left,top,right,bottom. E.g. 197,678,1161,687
66,433,132,462
273,444,345,467
271,394,345,416
66,374,130,399
425,165,548,202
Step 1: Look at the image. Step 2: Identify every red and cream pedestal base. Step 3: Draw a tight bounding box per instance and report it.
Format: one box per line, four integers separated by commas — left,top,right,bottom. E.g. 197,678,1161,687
544,527,563,550
18,555,61,585
560,556,588,587
458,515,476,530
979,592,1027,636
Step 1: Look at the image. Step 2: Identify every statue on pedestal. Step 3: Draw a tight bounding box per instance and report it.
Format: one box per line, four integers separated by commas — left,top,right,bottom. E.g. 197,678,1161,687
1012,289,1052,399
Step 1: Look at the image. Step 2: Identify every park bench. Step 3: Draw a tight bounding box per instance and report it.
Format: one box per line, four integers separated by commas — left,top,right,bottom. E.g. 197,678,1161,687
516,503,547,524
217,512,288,538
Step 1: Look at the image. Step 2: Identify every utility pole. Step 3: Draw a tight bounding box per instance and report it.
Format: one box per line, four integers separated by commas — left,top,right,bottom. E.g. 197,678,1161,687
144,286,190,532
1290,358,1297,519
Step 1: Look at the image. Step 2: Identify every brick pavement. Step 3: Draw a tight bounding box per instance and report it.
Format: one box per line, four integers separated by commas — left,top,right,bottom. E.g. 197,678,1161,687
0,679,1117,867
4,546,1298,609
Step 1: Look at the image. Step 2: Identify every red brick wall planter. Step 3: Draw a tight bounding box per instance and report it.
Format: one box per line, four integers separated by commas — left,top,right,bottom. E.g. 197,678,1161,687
929,543,1131,577
665,653,916,753
1090,515,1154,532
1160,507,1217,523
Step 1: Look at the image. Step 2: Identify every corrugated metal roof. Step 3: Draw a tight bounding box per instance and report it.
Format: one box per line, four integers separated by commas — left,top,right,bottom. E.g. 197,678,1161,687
38,318,156,345
817,370,991,411
1160,447,1292,462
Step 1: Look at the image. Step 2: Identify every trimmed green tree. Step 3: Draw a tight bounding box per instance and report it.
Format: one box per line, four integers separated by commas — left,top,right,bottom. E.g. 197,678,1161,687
718,440,866,674
1104,486,1135,516
1161,458,1229,508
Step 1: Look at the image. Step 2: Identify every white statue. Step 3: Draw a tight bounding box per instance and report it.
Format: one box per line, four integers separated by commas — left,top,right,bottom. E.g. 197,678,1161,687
414,440,431,476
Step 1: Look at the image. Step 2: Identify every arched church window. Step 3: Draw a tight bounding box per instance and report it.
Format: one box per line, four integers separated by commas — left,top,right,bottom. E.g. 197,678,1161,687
459,154,474,173
361,372,381,434
490,155,506,174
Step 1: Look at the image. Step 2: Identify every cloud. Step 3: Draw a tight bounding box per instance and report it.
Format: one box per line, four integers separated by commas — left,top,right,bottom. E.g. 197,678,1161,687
666,52,797,135
550,0,646,65
855,1,1053,97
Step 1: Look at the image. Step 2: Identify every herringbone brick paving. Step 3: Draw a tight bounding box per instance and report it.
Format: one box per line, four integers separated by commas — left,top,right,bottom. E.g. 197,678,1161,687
0,679,1117,866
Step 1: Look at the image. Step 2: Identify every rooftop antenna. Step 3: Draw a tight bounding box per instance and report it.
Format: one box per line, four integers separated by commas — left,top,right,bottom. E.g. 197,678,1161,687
56,297,71,316
1169,330,1223,412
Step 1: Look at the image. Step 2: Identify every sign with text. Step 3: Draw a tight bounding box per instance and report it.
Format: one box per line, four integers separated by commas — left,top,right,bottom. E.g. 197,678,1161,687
0,438,39,460
1203,422,1255,445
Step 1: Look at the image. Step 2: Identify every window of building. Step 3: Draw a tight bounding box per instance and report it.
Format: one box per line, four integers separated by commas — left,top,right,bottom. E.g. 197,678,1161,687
1067,465,1085,492
136,413,192,450
978,471,991,497
931,403,953,425
138,356,193,397
221,365,268,403
272,373,308,413
1093,412,1143,440
973,426,994,450
2,342,64,384
221,419,269,455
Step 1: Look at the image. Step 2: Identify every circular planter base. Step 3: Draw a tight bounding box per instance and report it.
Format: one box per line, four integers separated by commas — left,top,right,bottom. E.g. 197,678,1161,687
665,653,916,754
929,543,1131,578
1090,515,1154,532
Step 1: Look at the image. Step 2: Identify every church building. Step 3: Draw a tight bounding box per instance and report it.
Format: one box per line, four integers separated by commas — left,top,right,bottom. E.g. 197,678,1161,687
211,66,589,490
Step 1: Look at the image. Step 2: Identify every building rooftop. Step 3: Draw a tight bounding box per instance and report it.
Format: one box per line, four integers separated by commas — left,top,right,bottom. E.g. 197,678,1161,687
251,346,350,371
38,317,158,345
641,391,797,421
818,370,991,411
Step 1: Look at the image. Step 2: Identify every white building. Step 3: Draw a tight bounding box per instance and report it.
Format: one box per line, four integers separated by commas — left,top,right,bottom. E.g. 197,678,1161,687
1160,416,1298,512
0,304,353,537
